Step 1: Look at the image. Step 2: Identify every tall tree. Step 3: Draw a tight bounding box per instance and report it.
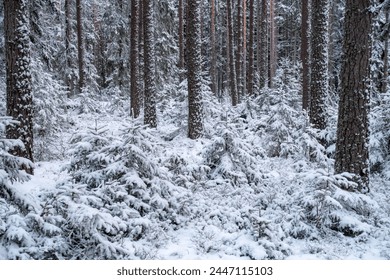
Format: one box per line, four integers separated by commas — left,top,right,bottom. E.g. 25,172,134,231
309,0,329,130
236,0,243,98
179,0,185,77
301,0,310,111
210,0,217,94
269,0,276,88
335,0,373,193
227,0,238,105
187,0,203,138
130,0,141,118
247,0,255,95
258,0,268,88
242,0,247,97
4,0,34,174
76,0,85,93
143,0,157,127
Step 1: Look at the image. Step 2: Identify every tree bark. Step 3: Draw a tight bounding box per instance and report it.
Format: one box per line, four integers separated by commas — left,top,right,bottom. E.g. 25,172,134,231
335,0,373,193
268,0,276,88
301,0,310,111
4,0,34,174
143,0,157,127
210,0,217,95
130,0,141,118
76,0,85,93
309,0,329,131
259,0,268,88
247,0,254,95
187,0,204,139
227,0,238,106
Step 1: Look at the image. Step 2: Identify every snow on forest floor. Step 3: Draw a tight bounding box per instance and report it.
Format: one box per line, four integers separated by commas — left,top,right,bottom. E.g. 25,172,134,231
3,98,390,260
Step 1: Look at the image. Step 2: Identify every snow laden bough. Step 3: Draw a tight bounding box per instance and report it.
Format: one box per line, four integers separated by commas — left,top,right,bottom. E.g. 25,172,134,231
49,121,187,259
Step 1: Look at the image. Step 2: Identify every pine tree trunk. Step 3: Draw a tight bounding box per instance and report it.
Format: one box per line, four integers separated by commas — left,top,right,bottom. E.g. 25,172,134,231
259,0,268,88
187,0,203,139
227,0,238,106
247,0,254,95
242,0,247,97
179,0,185,77
269,0,276,88
309,0,329,131
64,0,73,97
143,0,157,127
301,0,310,111
130,0,141,118
4,0,34,174
236,0,243,99
76,0,85,93
210,0,217,95
335,0,373,193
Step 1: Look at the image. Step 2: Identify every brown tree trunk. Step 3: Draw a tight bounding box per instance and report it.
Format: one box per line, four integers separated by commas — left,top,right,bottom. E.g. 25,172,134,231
187,0,204,138
259,0,268,88
301,0,310,111
242,0,247,97
4,0,34,174
143,0,157,127
228,0,238,106
247,0,254,95
335,0,373,193
236,0,243,99
130,0,141,118
76,0,85,93
210,0,217,95
269,0,276,88
65,0,74,97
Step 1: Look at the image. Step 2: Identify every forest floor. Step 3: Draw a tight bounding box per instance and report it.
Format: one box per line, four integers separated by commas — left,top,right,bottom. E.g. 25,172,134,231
2,90,390,260
10,103,390,260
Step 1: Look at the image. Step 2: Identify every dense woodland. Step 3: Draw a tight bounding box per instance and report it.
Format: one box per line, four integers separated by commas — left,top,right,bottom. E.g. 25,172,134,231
0,0,390,259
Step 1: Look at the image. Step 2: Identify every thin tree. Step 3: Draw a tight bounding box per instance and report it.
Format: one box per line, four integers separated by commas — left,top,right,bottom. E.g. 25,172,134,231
258,0,268,88
269,0,276,88
247,0,255,95
143,0,157,127
4,0,34,174
309,0,329,130
335,0,373,193
242,0,247,97
301,0,310,111
227,0,238,106
187,0,204,138
236,0,243,98
210,0,217,94
76,0,85,92
64,0,74,97
130,0,141,118
179,0,185,77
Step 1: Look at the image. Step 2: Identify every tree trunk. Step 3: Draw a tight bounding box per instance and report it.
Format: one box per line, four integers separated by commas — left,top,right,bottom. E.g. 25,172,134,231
143,0,157,127
76,0,85,93
335,0,373,193
4,0,34,174
242,0,247,97
179,0,185,77
210,0,217,95
64,0,74,97
268,0,276,88
301,0,310,111
227,0,238,106
309,0,329,131
130,0,141,118
236,0,243,99
187,0,204,139
259,0,268,88
247,0,254,95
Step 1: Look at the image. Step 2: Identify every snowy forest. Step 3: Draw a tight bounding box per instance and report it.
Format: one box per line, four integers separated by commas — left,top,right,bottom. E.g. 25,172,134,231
0,0,390,260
